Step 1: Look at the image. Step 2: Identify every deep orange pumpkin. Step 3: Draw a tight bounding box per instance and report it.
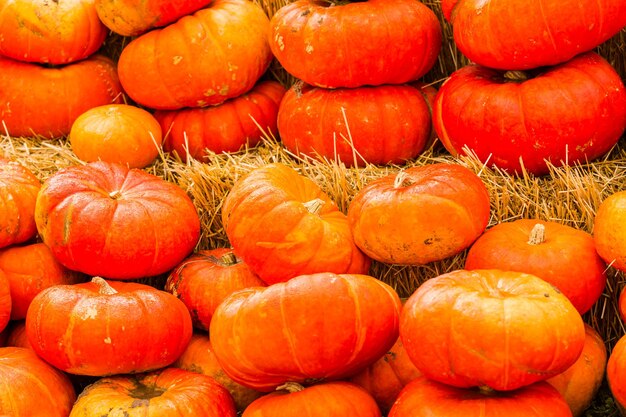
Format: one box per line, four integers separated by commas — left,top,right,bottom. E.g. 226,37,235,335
0,159,40,248
401,269,586,391
0,271,9,333
210,272,402,391
594,191,626,273
221,163,370,284
388,377,573,417
117,0,272,110
155,80,286,161
269,0,441,88
465,219,607,315
433,52,626,176
165,248,266,331
0,347,77,416
26,277,193,376
608,334,626,415
277,82,432,167
0,0,107,64
34,161,201,280
0,54,124,139
347,163,490,265
68,367,236,417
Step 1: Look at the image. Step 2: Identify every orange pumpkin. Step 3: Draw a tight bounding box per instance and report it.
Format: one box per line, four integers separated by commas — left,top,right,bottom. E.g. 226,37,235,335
609,334,626,415
594,191,626,273
70,104,163,169
0,160,41,248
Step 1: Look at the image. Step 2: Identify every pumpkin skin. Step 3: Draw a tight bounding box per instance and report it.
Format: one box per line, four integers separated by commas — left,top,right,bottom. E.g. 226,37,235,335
95,0,213,36
0,347,77,417
608,334,626,415
546,324,607,417
442,0,626,70
593,191,626,273
165,248,266,331
242,381,381,417
25,277,193,376
433,52,626,176
0,271,9,333
70,104,163,169
174,333,263,412
347,163,490,265
465,219,606,315
277,82,432,167
0,54,124,139
221,163,370,284
117,0,272,110
388,377,573,417
401,269,586,391
0,160,40,248
68,367,236,417
34,161,201,280
269,0,441,89
155,80,286,162
210,272,402,392
0,0,107,64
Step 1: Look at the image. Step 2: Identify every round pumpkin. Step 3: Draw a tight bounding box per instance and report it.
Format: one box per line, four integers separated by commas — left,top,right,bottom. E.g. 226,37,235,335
269,0,441,89
0,242,84,320
242,381,381,417
95,0,213,36
464,219,606,315
221,163,370,284
0,347,76,417
155,80,286,161
174,332,263,412
26,277,193,376
388,377,573,417
277,82,433,167
593,191,626,273
401,269,586,391
0,0,107,64
0,160,40,248
70,104,163,169
0,54,124,138
433,52,626,176
68,367,236,417
442,0,626,70
34,161,201,280
5,321,31,350
117,0,272,110
347,163,490,265
165,248,266,331
0,271,9,333
210,272,401,391
608,334,626,415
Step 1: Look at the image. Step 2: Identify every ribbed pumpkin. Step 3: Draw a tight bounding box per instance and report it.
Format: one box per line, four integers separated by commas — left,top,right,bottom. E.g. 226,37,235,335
117,0,272,110
0,54,124,138
26,277,193,376
0,160,40,248
210,272,401,391
155,80,285,161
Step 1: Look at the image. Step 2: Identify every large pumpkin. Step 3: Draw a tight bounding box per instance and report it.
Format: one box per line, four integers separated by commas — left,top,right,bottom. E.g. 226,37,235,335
0,347,76,417
26,277,193,376
465,219,606,315
34,161,201,280
401,269,586,391
69,367,236,417
0,54,124,138
221,163,370,284
269,0,441,88
442,0,626,70
593,191,626,273
210,272,402,391
0,159,40,248
433,52,626,176
0,0,107,64
347,163,490,265
117,0,272,110
277,82,433,167
155,80,285,161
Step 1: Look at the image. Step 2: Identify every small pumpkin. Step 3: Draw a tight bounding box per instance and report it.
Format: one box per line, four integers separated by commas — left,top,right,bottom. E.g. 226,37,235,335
0,160,40,248
594,191,626,273
70,104,163,169
26,277,193,376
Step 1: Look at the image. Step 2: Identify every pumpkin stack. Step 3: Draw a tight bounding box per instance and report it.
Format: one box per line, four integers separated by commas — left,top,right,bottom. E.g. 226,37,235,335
434,0,626,176
269,0,443,167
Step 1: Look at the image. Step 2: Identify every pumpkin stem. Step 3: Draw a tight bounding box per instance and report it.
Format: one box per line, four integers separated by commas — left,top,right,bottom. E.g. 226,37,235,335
393,171,413,188
303,198,325,215
478,385,495,396
277,382,305,393
109,190,123,200
293,80,304,98
527,223,546,245
92,277,118,295
503,70,528,82
219,251,240,266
